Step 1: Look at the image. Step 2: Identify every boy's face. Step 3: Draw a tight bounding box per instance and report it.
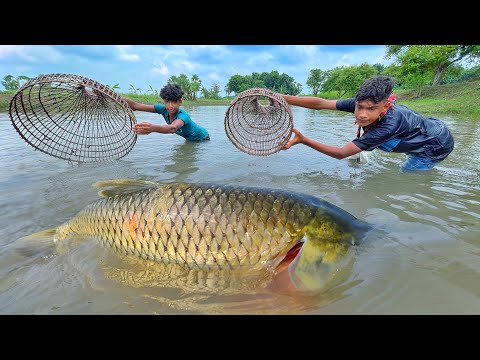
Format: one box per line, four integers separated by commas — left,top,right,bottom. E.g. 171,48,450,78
354,99,390,127
164,99,182,114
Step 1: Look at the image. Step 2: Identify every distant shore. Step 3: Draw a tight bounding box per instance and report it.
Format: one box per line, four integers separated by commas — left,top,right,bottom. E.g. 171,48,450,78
2,80,479,119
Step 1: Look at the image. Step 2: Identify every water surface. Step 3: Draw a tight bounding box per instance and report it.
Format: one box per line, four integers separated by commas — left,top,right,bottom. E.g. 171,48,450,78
0,106,478,314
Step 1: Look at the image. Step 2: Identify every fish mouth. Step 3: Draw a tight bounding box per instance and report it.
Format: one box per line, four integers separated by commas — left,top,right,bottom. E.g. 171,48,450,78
277,241,304,268
268,241,305,292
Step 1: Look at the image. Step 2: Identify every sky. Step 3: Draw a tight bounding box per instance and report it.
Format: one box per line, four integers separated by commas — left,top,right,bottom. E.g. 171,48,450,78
0,45,393,96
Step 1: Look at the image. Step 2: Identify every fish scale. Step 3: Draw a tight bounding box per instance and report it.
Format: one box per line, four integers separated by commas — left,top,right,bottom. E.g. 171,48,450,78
52,181,367,279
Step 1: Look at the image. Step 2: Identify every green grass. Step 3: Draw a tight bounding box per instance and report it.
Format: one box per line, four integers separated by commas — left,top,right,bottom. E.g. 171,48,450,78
395,80,480,119
0,89,15,113
314,90,343,99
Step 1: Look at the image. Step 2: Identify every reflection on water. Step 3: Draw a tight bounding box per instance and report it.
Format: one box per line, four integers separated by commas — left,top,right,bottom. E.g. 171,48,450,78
0,107,479,314
163,141,201,180
0,235,360,314
99,251,344,315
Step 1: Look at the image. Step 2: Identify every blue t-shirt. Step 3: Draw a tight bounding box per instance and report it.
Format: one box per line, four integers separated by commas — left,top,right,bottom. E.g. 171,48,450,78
153,104,210,141
336,98,454,160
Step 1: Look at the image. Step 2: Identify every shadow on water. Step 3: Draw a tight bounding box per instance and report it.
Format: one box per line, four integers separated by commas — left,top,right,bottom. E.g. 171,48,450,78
163,141,201,181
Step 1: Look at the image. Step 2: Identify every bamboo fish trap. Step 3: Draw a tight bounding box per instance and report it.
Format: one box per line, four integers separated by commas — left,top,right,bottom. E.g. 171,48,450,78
9,73,137,162
224,88,293,156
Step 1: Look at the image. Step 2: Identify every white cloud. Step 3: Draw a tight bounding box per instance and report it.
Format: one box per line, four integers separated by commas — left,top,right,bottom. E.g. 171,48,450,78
245,51,274,66
150,62,169,76
280,45,320,57
115,45,140,62
155,46,189,61
0,45,63,63
177,60,196,71
0,45,21,59
208,73,221,82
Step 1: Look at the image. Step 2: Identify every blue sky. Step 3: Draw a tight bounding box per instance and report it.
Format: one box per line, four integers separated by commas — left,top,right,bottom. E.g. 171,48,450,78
0,45,392,96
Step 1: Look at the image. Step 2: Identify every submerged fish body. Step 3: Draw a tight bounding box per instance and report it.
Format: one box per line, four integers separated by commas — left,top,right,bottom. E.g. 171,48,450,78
53,180,370,291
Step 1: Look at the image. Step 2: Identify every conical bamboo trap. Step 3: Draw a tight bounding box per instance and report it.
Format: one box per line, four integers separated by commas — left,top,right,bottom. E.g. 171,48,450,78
224,88,293,156
9,73,137,162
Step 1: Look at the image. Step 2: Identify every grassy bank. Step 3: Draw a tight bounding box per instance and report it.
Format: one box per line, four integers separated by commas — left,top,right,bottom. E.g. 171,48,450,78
0,90,15,113
395,80,480,119
1,80,479,118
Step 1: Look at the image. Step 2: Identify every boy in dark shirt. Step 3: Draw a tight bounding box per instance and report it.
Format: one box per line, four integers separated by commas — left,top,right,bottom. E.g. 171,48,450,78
281,75,454,171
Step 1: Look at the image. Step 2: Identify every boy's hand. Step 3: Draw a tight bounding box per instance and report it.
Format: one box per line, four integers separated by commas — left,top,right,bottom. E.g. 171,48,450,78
282,128,304,150
133,122,154,135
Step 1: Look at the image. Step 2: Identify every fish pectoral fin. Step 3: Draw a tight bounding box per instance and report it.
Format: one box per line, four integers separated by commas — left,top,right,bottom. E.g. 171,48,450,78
94,179,158,198
288,237,354,292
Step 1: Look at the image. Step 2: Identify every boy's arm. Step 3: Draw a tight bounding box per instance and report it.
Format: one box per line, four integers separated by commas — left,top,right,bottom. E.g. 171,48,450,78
123,97,156,113
282,95,338,111
134,119,185,135
283,128,362,159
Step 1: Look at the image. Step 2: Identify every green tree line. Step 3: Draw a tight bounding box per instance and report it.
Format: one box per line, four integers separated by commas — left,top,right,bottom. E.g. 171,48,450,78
2,45,480,99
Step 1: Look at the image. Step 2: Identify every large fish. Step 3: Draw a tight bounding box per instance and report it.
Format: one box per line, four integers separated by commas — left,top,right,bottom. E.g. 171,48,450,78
27,179,371,292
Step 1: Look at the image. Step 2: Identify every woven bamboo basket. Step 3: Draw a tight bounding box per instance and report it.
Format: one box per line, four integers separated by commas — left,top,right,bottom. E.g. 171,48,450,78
9,73,137,162
224,88,293,156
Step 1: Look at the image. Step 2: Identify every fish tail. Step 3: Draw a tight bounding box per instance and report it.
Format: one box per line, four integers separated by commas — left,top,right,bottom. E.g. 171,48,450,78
13,228,59,258
13,221,73,258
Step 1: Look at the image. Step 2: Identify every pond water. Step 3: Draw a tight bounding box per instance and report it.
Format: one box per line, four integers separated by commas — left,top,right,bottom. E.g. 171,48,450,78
0,105,478,314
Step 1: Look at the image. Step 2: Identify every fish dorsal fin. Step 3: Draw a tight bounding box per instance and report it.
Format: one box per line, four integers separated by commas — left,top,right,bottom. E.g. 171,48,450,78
94,179,158,198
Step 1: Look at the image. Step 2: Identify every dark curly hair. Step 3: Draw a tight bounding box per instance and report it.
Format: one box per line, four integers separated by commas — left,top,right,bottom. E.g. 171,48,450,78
355,75,396,104
160,83,184,102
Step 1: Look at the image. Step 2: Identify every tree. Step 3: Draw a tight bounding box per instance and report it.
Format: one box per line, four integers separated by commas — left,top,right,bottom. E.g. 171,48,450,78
439,64,464,84
322,64,377,97
2,75,17,90
225,71,302,96
200,83,221,99
190,74,202,100
382,63,432,91
385,45,480,86
168,74,195,100
306,69,329,95
201,87,209,98
1,75,30,90
461,64,480,81
210,83,221,99
373,63,386,74
225,74,248,95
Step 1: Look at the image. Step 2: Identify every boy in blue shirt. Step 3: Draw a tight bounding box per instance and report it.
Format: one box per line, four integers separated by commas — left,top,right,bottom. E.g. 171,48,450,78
281,76,454,171
123,83,210,142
